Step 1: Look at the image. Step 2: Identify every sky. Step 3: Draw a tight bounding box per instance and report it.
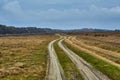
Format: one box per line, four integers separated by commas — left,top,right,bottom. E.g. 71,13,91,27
0,0,120,30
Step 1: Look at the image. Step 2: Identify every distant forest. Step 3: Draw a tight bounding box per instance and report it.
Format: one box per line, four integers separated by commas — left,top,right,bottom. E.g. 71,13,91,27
0,24,119,35
0,24,55,35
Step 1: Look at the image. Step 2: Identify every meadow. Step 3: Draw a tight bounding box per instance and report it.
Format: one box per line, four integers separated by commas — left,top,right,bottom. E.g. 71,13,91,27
0,35,56,80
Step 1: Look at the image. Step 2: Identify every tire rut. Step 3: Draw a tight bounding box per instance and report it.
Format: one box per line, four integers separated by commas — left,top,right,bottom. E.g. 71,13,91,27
58,39,110,80
46,39,66,80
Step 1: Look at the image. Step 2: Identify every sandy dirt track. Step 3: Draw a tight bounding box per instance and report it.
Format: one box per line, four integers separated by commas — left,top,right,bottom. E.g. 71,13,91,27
67,36,120,68
58,39,110,80
72,36,120,60
46,39,66,80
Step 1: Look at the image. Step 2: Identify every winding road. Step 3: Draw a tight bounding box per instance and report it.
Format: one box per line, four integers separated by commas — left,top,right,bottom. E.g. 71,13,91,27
46,39,66,80
46,38,110,80
58,39,110,80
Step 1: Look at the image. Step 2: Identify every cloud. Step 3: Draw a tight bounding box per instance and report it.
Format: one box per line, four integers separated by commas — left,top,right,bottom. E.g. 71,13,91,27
29,5,120,22
110,6,120,13
2,0,23,16
0,0,120,29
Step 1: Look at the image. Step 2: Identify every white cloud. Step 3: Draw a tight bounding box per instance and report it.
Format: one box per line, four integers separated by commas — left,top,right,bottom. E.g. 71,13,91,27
2,0,24,16
0,0,120,29
110,6,120,13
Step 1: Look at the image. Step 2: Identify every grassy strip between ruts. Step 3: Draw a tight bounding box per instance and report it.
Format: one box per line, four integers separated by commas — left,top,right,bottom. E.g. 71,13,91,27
54,40,83,80
64,41,120,80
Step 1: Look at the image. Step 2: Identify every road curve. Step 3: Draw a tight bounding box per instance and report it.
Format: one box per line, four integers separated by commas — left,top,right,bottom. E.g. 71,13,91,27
46,39,66,80
58,39,110,80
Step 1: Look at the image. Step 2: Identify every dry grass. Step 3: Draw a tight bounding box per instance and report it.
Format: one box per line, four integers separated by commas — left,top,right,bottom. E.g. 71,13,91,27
0,35,56,80
76,33,120,53
67,32,120,67
64,41,120,80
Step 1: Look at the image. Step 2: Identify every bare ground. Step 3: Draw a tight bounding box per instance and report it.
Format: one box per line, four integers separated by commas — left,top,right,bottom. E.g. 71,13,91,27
46,39,66,80
59,39,110,80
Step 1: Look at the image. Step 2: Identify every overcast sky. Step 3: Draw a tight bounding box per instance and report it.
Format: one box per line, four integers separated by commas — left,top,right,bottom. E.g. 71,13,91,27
0,0,120,29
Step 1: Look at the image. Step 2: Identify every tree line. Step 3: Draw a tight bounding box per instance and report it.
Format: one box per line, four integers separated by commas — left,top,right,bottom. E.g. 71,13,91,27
0,24,54,35
0,24,119,35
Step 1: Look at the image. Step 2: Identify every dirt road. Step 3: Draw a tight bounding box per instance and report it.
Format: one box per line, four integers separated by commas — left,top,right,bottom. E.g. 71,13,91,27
58,39,110,80
71,36,120,60
67,36,120,68
46,39,66,80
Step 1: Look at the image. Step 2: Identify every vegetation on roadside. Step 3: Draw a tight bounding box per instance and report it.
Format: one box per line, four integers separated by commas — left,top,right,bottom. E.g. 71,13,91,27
64,41,120,80
0,35,56,80
70,37,120,64
71,31,120,53
54,41,83,80
76,35,120,53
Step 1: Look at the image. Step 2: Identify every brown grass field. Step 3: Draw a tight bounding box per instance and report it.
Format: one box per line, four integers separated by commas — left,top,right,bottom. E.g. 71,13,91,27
0,35,57,80
65,31,120,80
68,31,120,53
67,31,120,65
76,32,120,53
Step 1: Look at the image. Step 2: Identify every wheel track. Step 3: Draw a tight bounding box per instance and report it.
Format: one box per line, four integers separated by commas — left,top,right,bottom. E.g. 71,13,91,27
58,39,110,80
46,39,66,80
